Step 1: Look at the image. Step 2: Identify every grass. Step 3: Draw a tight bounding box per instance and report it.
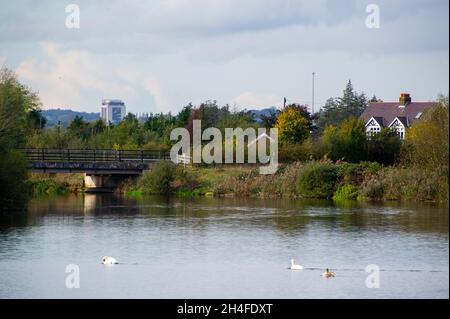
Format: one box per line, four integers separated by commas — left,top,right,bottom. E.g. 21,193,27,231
27,173,84,196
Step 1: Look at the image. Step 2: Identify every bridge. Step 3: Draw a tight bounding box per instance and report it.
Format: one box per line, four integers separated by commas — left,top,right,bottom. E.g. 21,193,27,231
21,149,170,192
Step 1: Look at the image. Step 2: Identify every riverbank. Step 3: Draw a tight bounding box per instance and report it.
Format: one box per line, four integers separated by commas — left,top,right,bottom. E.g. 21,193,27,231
26,161,448,203
127,161,449,203
27,173,84,196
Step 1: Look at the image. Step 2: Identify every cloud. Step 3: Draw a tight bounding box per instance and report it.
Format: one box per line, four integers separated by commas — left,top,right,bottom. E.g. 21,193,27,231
16,42,140,110
232,92,281,109
1,0,448,114
143,78,169,112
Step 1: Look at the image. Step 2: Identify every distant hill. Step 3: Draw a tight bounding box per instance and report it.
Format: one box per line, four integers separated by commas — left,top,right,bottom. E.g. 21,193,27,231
250,107,278,122
41,107,278,127
42,109,100,127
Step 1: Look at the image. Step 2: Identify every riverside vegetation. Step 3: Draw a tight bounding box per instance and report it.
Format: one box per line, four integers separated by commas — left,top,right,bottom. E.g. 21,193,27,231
1,67,448,210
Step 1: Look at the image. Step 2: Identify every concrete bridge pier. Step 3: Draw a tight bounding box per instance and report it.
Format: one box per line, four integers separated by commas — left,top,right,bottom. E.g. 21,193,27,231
84,174,136,193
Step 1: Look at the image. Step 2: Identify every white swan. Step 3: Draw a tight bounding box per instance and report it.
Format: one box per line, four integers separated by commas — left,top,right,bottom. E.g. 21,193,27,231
289,259,304,270
102,256,118,264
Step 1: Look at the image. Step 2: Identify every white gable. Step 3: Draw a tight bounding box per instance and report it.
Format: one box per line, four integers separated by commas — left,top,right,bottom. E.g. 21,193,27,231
388,117,405,128
365,117,382,128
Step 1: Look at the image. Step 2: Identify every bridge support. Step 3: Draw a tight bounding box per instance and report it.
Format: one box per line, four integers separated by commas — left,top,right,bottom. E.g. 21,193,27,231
84,174,136,193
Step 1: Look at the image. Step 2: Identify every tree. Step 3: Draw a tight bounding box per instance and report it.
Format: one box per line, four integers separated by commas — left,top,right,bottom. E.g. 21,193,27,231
274,107,310,145
67,115,90,141
284,103,313,130
370,95,382,102
176,103,193,128
0,67,40,210
316,80,368,130
367,128,401,165
260,109,278,128
403,98,449,169
26,109,46,131
322,117,367,163
0,67,41,150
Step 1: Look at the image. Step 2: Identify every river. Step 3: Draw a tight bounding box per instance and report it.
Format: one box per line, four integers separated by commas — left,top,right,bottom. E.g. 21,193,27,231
0,194,448,298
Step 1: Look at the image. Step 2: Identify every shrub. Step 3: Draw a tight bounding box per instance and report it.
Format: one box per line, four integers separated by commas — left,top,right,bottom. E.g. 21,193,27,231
278,140,313,163
337,162,381,185
366,128,401,165
360,166,448,202
360,176,385,200
0,150,29,210
296,162,339,198
27,179,67,196
333,184,359,201
172,166,201,192
138,161,176,194
322,118,367,163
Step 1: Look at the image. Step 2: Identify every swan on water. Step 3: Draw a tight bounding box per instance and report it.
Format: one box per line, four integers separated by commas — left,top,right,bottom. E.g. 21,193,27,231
102,256,118,264
289,259,304,270
322,268,335,278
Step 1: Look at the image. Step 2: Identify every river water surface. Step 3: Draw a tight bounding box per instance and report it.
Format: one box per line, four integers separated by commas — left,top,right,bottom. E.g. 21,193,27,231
0,194,448,298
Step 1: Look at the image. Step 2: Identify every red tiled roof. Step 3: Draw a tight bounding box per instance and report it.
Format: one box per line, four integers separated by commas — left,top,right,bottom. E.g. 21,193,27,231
361,102,436,127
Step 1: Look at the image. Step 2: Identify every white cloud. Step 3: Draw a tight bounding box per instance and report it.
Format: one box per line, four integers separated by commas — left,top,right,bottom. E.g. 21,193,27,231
16,42,141,110
233,92,281,109
143,78,169,112
1,0,447,114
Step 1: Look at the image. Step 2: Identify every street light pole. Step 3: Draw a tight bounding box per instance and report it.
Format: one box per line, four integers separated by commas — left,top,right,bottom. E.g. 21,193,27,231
312,72,315,115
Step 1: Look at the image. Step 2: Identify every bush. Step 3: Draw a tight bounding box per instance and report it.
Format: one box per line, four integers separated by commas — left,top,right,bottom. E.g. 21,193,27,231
138,161,176,194
296,162,339,198
0,150,29,210
360,166,448,202
278,140,313,163
333,184,359,201
337,162,381,185
367,128,401,165
322,118,367,163
360,176,385,200
27,179,67,196
172,166,202,193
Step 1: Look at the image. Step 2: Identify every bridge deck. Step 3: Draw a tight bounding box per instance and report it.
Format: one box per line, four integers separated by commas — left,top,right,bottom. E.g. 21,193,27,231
21,149,169,174
21,148,170,162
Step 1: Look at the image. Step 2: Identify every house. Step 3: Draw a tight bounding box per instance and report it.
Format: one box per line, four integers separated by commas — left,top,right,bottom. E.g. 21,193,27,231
361,93,435,139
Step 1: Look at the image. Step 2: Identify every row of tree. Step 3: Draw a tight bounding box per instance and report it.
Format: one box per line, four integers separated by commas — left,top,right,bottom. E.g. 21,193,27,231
1,66,448,209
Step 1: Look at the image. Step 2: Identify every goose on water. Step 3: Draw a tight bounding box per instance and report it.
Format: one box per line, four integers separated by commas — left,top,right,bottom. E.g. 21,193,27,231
322,268,335,278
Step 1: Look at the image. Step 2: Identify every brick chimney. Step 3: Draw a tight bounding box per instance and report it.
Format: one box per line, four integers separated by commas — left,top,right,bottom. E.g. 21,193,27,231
399,93,412,106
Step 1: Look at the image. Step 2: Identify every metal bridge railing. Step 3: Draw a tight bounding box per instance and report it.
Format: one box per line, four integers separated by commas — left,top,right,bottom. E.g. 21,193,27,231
19,149,170,163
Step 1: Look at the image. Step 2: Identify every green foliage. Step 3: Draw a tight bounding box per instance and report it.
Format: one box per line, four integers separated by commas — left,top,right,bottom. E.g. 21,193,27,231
367,128,401,165
278,139,313,163
402,102,449,170
138,161,176,194
27,179,67,196
0,68,41,210
0,150,29,211
27,109,46,131
322,117,367,162
316,80,368,130
0,67,41,150
333,184,359,201
296,162,339,198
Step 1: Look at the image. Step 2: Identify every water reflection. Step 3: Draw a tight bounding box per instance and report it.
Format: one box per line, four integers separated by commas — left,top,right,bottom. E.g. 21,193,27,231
1,194,447,236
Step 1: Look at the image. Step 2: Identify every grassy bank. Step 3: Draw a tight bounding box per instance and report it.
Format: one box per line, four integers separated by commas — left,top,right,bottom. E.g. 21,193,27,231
127,161,448,203
27,173,84,196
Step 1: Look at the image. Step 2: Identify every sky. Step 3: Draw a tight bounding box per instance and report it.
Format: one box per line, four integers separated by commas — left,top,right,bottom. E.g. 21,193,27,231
0,0,448,114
